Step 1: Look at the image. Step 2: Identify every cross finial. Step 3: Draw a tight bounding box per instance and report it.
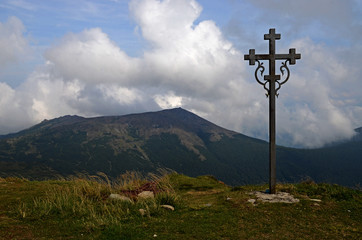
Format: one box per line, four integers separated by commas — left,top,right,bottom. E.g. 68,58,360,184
287,48,301,65
264,28,281,42
245,49,256,65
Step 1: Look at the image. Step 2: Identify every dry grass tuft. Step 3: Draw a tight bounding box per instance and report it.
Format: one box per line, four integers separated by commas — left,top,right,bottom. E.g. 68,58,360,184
16,170,179,229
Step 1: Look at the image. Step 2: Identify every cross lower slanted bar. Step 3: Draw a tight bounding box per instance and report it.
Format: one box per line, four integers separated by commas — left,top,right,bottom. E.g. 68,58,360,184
244,28,301,194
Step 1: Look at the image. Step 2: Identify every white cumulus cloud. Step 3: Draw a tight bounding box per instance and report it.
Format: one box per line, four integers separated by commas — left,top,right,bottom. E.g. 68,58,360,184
0,16,29,67
0,0,360,149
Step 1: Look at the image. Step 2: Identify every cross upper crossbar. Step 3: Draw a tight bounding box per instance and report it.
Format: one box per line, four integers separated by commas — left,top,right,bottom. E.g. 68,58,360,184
244,29,301,66
245,49,300,65
264,28,280,42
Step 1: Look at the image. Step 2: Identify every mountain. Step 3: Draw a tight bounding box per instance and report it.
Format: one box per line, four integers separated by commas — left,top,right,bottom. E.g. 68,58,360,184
352,127,362,142
0,108,361,187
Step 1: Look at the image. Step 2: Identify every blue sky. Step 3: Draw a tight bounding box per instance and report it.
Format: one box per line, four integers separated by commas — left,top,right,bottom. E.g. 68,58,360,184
0,0,362,148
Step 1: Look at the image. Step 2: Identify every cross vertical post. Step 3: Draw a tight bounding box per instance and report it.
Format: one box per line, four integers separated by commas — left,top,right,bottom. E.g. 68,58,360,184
244,28,301,194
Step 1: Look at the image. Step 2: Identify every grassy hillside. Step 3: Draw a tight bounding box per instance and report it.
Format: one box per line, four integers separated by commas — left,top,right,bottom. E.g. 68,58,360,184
0,173,360,239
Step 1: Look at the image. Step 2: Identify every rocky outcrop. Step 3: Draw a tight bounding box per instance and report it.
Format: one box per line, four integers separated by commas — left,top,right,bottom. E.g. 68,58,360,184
248,191,300,204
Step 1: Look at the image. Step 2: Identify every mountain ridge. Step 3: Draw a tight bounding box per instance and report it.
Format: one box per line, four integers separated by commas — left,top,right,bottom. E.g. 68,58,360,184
0,108,361,187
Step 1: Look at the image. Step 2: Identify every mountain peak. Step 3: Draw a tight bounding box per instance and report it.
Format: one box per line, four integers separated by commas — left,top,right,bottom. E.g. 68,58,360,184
0,108,361,187
355,127,362,134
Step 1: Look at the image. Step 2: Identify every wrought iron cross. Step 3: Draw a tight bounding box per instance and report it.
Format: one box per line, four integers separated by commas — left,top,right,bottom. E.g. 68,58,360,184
244,28,301,194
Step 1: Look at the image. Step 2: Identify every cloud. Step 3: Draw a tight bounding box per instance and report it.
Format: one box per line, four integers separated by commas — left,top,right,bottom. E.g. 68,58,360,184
43,0,247,107
249,0,356,23
250,0,362,44
0,0,360,148
154,91,183,109
129,0,202,46
276,38,358,147
0,82,30,133
44,28,141,85
0,16,29,67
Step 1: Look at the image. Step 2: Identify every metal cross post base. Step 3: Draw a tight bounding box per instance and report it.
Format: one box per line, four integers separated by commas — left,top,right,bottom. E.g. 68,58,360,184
244,28,301,194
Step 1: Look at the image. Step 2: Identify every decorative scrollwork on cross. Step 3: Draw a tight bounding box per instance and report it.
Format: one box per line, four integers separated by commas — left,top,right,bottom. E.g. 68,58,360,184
276,59,291,96
254,59,292,97
254,60,269,96
277,60,290,93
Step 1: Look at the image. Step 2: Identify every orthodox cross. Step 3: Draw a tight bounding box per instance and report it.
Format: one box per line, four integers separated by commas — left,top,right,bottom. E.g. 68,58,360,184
244,28,301,194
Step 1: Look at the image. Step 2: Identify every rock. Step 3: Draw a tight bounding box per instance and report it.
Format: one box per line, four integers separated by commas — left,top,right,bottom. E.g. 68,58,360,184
204,203,212,207
139,208,146,216
161,205,175,211
108,194,133,203
226,197,232,201
138,191,155,199
309,198,322,202
248,199,256,204
250,191,299,203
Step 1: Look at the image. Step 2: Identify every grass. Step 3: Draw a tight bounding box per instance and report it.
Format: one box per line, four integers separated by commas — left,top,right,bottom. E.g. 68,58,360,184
0,173,361,239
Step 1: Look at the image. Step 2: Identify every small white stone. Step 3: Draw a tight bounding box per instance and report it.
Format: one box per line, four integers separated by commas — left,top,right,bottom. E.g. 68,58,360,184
138,191,155,199
109,194,133,203
160,204,175,211
161,205,175,211
139,208,146,216
248,199,256,204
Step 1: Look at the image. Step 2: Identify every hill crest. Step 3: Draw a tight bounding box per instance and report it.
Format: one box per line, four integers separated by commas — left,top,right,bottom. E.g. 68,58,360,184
0,108,361,187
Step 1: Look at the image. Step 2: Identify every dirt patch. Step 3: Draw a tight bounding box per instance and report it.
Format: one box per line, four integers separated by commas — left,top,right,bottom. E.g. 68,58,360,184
0,221,34,239
119,181,162,199
186,189,224,196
